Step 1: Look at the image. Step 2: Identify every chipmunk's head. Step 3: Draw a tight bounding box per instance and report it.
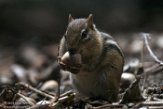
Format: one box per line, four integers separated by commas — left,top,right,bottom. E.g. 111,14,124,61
64,14,97,55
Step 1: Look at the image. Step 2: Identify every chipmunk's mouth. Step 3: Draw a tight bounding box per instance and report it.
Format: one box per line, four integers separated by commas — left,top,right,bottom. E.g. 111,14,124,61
58,51,82,74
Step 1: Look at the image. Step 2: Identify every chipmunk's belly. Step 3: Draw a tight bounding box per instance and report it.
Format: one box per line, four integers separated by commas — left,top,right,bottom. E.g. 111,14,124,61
71,71,109,99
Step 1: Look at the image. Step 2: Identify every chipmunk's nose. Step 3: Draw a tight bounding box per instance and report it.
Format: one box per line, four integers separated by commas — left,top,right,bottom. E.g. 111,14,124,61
68,48,77,55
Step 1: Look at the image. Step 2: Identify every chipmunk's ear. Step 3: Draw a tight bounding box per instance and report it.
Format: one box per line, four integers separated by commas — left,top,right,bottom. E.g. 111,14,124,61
87,14,94,30
68,14,74,23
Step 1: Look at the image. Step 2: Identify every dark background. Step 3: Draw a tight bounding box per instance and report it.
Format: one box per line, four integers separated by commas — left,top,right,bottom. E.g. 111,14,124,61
0,0,163,47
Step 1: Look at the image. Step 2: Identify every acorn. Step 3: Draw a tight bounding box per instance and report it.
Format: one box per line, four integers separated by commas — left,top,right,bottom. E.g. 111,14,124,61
60,52,71,65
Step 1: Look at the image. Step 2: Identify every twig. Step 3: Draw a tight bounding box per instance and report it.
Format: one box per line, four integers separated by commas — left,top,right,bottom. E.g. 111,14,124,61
149,106,163,109
120,76,143,103
16,82,55,99
50,90,76,108
28,90,76,109
142,33,163,65
87,103,124,109
16,83,75,109
133,101,163,108
27,104,50,109
49,90,74,107
144,63,163,75
60,90,74,97
141,38,146,91
142,101,163,106
17,93,35,106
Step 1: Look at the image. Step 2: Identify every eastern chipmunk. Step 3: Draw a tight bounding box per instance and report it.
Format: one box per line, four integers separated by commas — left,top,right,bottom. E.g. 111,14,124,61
58,14,124,102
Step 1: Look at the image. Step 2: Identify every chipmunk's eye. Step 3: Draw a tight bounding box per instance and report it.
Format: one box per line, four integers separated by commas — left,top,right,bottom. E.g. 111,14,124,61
81,29,88,40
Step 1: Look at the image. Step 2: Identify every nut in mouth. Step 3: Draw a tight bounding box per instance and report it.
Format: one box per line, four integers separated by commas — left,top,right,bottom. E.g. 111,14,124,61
58,52,82,74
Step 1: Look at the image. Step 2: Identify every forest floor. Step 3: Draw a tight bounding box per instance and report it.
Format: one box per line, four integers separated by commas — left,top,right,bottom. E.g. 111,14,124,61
0,33,163,109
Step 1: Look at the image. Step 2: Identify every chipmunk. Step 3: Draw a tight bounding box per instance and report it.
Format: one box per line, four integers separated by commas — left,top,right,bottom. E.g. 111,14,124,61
58,14,124,102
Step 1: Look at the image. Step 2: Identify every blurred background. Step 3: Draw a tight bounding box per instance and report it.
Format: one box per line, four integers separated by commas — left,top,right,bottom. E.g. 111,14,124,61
0,0,163,87
0,1,163,106
0,0,163,47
